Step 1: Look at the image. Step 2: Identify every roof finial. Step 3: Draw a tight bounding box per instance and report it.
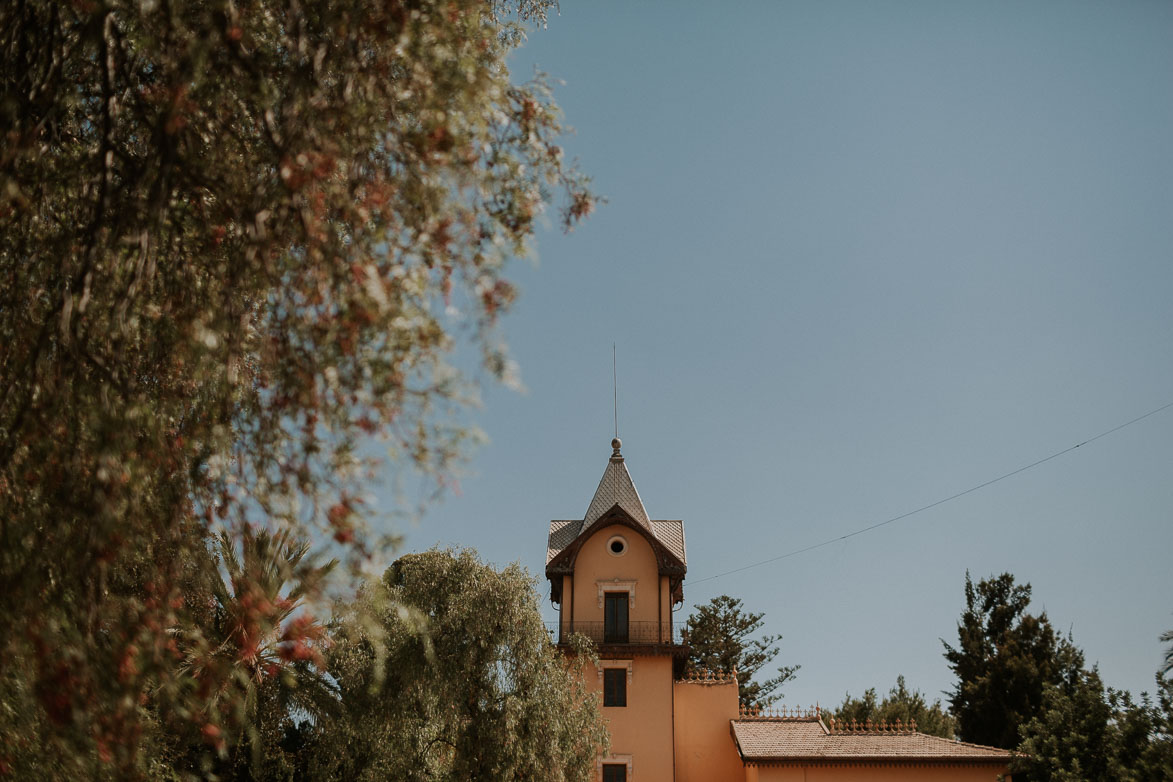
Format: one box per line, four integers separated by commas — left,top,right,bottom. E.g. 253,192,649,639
612,437,622,457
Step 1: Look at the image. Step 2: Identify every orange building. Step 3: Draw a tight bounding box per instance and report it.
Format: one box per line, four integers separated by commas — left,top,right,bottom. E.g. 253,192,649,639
545,440,1012,782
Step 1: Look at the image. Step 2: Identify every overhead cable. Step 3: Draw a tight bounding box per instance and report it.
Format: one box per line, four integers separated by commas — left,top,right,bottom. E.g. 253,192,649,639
692,398,1173,585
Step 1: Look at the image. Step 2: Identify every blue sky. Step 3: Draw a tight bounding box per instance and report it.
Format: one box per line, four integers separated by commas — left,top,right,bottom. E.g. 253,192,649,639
391,1,1173,708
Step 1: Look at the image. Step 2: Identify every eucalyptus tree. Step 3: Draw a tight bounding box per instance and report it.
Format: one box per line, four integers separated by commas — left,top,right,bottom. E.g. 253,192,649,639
0,0,593,775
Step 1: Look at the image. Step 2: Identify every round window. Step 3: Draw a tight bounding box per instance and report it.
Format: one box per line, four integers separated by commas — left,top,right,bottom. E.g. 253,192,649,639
607,535,628,557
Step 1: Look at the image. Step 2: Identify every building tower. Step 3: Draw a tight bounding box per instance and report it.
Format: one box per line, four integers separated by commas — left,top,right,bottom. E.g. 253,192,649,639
545,440,1014,782
545,438,689,781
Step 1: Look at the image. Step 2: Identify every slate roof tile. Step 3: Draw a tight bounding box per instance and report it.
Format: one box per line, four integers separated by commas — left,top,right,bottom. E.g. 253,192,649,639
584,456,649,528
545,448,686,568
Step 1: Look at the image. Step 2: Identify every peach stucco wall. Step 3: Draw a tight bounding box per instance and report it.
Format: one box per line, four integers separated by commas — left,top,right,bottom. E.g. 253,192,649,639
673,679,743,782
573,524,675,780
750,764,1010,782
569,523,663,628
660,575,673,634
586,654,675,781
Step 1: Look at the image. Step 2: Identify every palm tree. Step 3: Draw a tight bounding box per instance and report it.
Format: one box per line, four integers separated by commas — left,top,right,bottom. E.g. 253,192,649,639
189,525,338,774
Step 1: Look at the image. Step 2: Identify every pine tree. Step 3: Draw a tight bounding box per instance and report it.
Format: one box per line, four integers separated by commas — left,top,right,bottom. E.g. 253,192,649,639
942,572,1077,749
684,595,799,708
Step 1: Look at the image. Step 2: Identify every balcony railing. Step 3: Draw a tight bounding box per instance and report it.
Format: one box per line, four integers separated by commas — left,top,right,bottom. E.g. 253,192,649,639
545,621,684,646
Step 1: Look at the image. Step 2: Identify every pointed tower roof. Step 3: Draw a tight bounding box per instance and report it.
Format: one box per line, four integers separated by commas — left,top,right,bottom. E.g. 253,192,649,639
546,439,686,574
583,437,650,528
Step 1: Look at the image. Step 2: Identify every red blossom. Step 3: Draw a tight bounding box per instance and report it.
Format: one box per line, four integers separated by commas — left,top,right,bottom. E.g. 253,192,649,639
117,645,139,683
326,501,351,527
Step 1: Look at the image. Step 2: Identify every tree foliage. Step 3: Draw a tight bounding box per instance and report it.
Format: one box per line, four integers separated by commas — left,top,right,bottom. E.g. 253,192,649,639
946,574,1173,782
1162,628,1173,676
309,549,608,781
942,572,1077,750
830,675,957,739
1139,673,1173,778
683,594,799,708
0,0,592,775
183,528,338,777
1015,668,1173,782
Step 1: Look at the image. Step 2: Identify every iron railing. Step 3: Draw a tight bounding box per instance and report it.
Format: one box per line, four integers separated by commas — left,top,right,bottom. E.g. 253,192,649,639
545,621,684,646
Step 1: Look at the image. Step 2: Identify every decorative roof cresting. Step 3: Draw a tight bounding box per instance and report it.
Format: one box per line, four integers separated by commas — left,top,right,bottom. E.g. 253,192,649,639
584,438,650,529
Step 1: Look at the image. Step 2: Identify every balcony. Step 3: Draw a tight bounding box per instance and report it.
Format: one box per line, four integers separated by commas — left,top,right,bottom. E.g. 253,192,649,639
545,621,685,647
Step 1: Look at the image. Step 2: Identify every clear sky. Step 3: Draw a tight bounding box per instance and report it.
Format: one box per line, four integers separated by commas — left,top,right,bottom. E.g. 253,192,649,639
390,0,1173,709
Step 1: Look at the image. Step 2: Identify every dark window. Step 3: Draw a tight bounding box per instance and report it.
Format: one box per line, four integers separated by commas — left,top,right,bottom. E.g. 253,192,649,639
603,668,627,707
602,763,627,782
604,592,629,643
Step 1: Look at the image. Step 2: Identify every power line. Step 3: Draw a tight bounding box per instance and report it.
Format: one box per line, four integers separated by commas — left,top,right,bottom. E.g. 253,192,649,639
691,399,1173,585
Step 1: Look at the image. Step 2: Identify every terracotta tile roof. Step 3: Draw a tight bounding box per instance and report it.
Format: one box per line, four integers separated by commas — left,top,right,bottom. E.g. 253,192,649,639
730,719,1012,763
